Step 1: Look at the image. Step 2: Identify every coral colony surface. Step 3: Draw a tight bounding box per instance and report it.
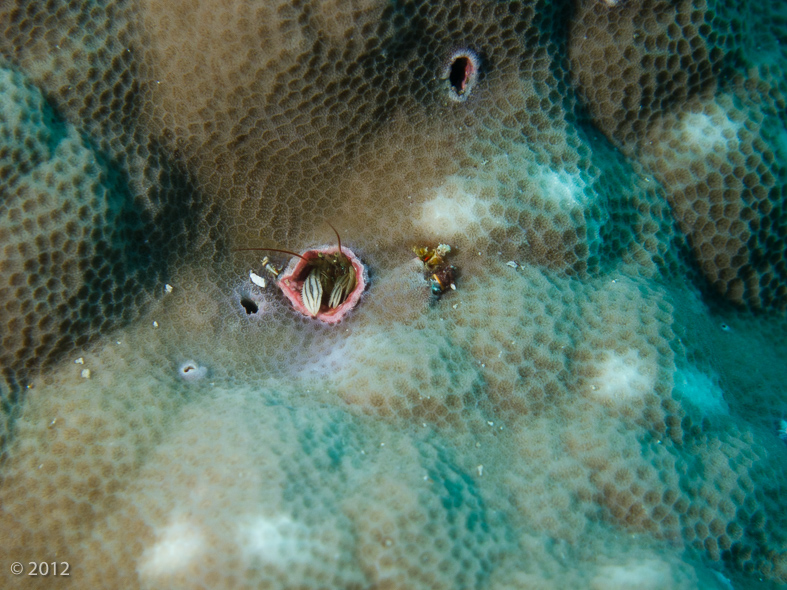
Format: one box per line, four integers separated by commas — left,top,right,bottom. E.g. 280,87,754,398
2,0,787,588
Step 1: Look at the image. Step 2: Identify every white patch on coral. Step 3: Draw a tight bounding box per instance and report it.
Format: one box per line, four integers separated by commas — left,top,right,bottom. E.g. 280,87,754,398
534,168,588,208
679,111,740,156
673,366,729,415
590,558,674,590
138,518,205,580
590,350,655,402
415,176,496,239
238,515,317,566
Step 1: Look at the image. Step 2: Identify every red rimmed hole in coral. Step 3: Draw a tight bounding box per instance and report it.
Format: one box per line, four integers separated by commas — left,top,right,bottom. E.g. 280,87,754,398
278,246,367,324
235,224,367,324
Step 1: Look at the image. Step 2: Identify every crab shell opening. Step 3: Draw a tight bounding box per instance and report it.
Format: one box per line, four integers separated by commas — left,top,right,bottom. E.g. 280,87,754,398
277,246,367,324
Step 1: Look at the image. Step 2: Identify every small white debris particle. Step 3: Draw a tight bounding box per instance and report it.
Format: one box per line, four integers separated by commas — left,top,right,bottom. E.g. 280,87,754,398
74,357,84,365
380,442,385,447
249,271,267,288
48,418,58,428
152,321,159,328
165,283,173,293
450,283,456,290
80,369,91,379
475,442,481,448
477,465,484,477
384,539,393,547
487,421,494,427
506,261,519,269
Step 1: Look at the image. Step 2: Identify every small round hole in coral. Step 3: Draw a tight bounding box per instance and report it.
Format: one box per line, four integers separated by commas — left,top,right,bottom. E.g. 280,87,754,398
240,297,259,314
449,57,472,91
444,50,479,102
178,360,208,382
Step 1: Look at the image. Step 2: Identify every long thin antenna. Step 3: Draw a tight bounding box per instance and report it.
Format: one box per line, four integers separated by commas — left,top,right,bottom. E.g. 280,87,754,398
326,221,342,254
233,247,307,261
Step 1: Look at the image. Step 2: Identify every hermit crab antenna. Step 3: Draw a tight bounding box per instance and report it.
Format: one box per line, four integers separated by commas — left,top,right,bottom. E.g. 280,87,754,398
233,247,307,261
327,221,342,254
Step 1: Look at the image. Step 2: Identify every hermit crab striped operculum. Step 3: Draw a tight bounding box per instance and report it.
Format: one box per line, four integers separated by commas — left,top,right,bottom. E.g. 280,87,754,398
236,225,367,324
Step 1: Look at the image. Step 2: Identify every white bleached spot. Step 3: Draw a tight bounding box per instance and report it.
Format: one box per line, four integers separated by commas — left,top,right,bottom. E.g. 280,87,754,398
673,366,729,415
415,176,496,239
238,515,317,566
590,558,674,590
532,167,590,208
680,111,740,156
139,519,205,580
589,350,655,402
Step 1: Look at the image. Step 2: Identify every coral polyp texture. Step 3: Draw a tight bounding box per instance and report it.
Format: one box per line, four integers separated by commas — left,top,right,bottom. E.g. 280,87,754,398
1,1,786,589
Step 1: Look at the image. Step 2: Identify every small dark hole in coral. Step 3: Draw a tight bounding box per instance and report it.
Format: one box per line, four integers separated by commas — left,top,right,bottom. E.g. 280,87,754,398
449,56,471,94
240,297,258,314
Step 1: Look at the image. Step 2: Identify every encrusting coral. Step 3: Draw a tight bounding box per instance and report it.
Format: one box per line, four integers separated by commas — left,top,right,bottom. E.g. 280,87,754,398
1,0,786,589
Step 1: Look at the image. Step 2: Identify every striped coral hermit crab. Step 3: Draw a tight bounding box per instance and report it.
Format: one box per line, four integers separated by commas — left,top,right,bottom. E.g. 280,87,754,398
236,224,367,324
